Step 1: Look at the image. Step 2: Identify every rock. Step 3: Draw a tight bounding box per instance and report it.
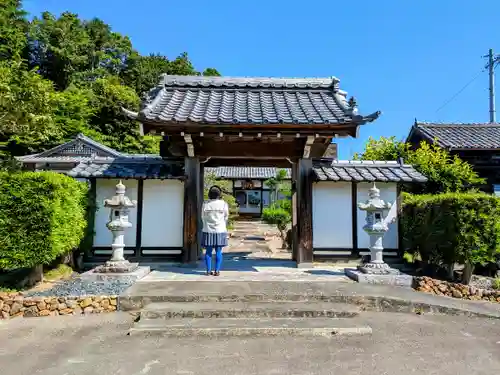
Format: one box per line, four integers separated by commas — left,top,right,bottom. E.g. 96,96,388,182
80,298,93,308
101,299,110,309
50,310,59,316
59,308,73,315
65,300,77,309
58,297,66,303
58,303,67,310
1,311,9,319
38,310,51,317
438,284,448,293
49,302,58,311
10,302,23,315
23,300,36,307
73,307,83,315
36,301,46,310
110,299,117,306
83,306,93,314
452,289,463,298
0,301,3,311
23,306,38,317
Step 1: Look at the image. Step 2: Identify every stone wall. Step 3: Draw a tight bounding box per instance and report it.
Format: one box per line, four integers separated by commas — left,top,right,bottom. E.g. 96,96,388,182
0,292,117,318
415,276,500,302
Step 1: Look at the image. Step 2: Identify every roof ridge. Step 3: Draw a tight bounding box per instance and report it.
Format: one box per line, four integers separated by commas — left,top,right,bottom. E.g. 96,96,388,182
416,121,500,127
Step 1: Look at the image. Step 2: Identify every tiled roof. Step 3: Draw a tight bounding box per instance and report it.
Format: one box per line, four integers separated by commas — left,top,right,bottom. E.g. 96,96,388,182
313,160,428,183
205,167,291,179
16,133,123,163
67,157,184,179
409,122,500,149
125,75,380,125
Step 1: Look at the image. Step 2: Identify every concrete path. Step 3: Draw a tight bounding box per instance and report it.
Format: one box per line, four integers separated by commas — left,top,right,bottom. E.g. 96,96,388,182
1,312,500,374
227,220,291,259
143,258,351,282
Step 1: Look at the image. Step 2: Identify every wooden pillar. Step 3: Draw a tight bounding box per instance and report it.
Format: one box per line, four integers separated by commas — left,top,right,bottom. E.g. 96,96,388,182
198,165,205,260
183,157,200,264
291,162,298,262
296,158,313,267
135,179,144,257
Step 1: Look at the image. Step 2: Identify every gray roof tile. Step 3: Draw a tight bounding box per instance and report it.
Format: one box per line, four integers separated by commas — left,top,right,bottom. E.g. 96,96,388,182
410,122,500,149
68,158,184,179
132,75,380,125
205,167,291,179
313,160,427,183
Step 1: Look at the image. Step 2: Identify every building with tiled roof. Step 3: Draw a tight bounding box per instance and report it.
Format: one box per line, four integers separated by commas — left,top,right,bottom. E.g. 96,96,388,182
407,120,500,193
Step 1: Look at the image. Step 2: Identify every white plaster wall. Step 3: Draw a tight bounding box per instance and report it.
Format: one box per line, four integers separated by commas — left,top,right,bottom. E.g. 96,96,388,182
312,182,353,249
357,182,398,250
141,180,184,248
93,179,138,251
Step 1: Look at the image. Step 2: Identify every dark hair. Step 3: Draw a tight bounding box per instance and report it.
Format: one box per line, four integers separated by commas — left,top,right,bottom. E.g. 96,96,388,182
208,185,222,200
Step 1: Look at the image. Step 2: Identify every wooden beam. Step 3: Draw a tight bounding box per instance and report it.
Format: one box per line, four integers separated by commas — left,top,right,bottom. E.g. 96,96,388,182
183,134,194,157
303,136,314,159
183,157,200,264
296,158,313,266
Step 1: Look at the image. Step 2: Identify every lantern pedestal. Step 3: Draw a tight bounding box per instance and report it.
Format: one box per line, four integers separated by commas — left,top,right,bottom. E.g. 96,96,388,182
344,183,413,287
83,180,151,282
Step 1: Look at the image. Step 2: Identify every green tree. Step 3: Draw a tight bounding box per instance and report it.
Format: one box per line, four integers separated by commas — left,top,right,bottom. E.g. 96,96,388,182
27,12,134,90
354,136,484,193
265,169,289,204
0,0,27,61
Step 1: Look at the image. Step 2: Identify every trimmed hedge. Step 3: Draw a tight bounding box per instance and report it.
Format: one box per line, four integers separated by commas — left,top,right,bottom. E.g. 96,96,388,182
401,192,500,272
0,172,87,270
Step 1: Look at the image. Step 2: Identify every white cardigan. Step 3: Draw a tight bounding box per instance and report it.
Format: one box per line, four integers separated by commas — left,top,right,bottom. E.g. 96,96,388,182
202,199,229,233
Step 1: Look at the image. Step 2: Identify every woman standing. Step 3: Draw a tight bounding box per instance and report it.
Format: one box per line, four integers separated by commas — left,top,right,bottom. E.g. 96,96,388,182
201,185,229,276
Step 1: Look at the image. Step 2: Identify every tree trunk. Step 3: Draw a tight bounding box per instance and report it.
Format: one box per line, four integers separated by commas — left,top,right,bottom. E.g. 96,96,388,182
279,230,287,249
462,261,474,285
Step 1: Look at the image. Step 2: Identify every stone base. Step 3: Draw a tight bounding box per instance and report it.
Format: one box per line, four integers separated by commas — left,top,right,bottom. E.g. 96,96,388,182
296,262,314,269
94,260,139,273
344,268,414,287
80,265,151,283
358,263,399,275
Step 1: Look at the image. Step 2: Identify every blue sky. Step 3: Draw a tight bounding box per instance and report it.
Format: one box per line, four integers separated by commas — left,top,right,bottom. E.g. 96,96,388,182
23,0,500,159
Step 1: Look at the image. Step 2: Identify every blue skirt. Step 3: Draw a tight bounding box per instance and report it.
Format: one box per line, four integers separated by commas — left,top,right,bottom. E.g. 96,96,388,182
201,232,228,248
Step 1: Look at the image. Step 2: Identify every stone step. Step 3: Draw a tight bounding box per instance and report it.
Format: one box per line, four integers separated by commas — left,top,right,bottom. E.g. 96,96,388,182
129,317,372,337
140,301,360,319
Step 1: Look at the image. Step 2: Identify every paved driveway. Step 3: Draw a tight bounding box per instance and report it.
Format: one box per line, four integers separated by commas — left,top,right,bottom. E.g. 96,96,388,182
1,312,499,375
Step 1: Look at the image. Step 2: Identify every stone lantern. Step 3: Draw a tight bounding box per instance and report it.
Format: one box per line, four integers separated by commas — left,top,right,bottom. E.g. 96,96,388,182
357,183,395,274
95,180,138,273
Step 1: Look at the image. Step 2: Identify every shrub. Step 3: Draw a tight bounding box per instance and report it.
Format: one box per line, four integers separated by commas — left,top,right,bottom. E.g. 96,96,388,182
0,171,88,271
262,203,292,249
401,192,500,283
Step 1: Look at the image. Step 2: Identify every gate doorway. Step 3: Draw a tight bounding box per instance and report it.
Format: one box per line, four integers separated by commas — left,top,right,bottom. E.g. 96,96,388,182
122,75,380,266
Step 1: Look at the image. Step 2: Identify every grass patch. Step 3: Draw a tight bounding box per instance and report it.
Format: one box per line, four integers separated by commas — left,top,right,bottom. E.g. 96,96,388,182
492,278,500,290
43,264,74,282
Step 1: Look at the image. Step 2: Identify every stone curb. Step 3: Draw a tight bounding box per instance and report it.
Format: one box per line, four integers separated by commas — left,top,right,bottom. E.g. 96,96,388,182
118,294,500,319
128,326,373,337
0,293,118,319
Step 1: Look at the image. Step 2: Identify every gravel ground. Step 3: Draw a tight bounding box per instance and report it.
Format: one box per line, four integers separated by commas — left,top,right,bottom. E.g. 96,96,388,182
25,278,133,297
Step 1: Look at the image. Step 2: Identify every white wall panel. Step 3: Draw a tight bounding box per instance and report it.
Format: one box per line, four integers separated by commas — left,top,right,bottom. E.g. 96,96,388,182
141,180,184,247
312,182,353,248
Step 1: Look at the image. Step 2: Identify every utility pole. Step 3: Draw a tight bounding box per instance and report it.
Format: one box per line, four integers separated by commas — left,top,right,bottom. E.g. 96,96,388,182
485,49,500,123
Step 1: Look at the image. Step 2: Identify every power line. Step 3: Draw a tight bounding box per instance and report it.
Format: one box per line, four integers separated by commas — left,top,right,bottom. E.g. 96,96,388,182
435,69,485,113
